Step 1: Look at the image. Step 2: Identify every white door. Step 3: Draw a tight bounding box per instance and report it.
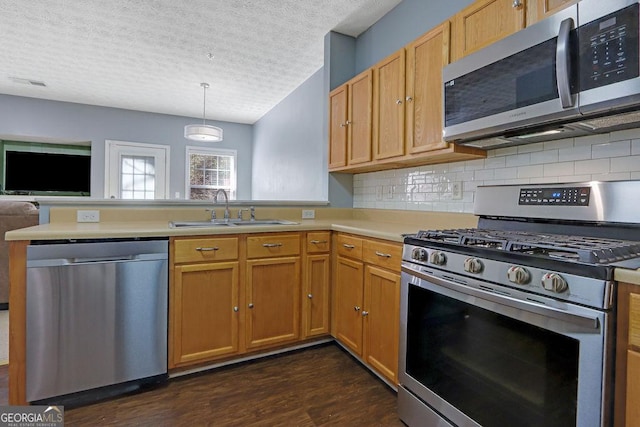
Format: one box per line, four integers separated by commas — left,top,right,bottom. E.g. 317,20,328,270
104,140,170,199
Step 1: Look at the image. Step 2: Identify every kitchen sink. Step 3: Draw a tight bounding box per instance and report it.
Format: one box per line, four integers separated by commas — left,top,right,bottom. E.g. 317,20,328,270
169,219,298,228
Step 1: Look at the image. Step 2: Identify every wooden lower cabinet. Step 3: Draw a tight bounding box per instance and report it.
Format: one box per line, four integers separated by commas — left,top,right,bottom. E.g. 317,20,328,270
363,265,400,384
173,262,240,365
334,255,365,354
615,282,640,426
332,233,402,384
303,246,331,337
245,256,301,349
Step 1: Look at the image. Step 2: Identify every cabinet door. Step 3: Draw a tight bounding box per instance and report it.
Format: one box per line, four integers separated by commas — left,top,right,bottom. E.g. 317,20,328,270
173,262,239,366
627,350,640,426
453,0,525,60
406,21,451,155
363,265,400,384
329,84,348,169
348,69,373,165
303,254,330,338
245,257,301,349
334,256,365,355
527,0,577,25
374,49,406,161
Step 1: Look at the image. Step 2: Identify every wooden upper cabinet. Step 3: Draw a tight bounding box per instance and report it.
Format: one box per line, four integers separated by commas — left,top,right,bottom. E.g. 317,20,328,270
348,69,373,165
328,84,348,169
527,0,578,26
373,49,406,161
405,21,451,155
328,69,372,171
452,0,526,61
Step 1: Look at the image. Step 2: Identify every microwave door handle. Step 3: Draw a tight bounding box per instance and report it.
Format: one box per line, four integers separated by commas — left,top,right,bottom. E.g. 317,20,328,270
556,17,574,108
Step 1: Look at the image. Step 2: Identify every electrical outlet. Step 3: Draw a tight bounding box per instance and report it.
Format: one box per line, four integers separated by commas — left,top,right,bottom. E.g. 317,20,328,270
452,181,463,200
302,209,315,219
77,210,100,223
385,185,394,199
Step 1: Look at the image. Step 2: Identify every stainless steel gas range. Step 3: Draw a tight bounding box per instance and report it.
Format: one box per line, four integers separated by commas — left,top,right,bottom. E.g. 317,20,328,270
398,181,640,427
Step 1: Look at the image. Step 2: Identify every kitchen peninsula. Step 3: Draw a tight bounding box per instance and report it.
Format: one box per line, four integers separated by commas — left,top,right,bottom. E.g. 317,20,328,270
5,200,478,406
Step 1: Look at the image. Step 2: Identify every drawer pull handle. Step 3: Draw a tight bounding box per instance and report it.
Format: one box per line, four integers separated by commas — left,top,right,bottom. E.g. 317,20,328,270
262,243,283,248
375,251,392,258
310,240,328,244
342,244,355,249
196,247,219,252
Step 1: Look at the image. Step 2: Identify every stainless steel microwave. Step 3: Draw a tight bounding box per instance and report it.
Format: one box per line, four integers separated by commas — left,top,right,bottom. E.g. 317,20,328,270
443,0,640,149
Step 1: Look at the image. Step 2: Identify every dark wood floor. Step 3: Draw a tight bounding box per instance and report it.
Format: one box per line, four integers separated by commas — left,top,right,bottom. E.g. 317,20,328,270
0,343,405,426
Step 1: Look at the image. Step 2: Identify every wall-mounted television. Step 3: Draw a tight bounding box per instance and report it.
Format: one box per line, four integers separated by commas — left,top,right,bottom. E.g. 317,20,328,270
4,151,91,194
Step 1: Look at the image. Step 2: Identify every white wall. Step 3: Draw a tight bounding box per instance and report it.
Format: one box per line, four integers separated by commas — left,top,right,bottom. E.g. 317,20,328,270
251,69,327,201
354,129,640,212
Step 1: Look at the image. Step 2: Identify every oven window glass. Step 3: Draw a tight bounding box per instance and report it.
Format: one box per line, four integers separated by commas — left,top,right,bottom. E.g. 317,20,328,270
406,285,578,427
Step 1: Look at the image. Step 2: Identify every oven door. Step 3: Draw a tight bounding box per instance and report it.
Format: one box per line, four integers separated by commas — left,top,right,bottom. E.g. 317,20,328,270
398,266,612,427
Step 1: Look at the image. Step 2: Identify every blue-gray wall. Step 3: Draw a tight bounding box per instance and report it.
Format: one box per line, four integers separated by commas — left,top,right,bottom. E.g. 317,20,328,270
252,68,327,201
0,94,253,199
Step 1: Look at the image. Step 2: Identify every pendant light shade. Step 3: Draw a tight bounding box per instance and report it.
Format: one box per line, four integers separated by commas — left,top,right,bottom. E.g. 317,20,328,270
184,82,223,142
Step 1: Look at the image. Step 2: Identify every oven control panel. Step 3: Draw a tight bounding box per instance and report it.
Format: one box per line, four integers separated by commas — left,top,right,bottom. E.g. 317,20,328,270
518,186,590,206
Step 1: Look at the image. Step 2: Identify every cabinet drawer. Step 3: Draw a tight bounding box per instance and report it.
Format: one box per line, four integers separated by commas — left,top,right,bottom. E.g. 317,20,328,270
336,234,363,260
306,232,331,254
247,234,300,258
363,239,402,272
174,237,238,263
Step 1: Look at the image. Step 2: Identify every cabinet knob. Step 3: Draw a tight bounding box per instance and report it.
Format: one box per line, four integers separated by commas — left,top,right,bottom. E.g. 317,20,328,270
406,96,413,102
512,0,522,7
345,120,352,125
354,306,361,311
233,306,239,312
308,293,313,299
248,303,254,309
362,311,369,316
340,122,347,127
395,99,403,105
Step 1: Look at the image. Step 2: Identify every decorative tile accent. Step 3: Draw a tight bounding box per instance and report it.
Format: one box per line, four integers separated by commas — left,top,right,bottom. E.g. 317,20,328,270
353,130,640,213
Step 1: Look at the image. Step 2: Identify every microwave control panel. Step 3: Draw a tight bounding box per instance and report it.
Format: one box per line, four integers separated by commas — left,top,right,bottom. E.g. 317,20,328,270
579,3,639,91
518,187,590,206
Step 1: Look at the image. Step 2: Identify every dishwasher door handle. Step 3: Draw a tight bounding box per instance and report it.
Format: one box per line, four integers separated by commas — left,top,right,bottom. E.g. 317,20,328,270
28,253,167,267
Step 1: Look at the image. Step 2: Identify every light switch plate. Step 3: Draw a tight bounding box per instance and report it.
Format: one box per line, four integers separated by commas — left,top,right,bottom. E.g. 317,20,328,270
452,182,463,200
302,209,315,219
77,210,100,222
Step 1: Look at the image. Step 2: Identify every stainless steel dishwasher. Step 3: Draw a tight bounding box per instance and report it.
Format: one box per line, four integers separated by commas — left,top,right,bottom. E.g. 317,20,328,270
26,238,168,404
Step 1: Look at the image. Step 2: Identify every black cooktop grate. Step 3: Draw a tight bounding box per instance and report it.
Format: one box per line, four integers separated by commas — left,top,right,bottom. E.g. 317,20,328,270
414,228,640,264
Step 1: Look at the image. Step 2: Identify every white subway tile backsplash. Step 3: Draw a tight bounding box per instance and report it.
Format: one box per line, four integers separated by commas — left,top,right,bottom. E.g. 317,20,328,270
574,158,610,175
505,153,531,167
592,140,631,159
558,145,592,162
517,165,543,178
353,130,640,212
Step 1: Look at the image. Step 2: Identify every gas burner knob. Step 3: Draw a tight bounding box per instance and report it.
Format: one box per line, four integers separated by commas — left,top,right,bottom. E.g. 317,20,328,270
411,248,428,262
463,258,484,274
541,273,568,293
507,266,530,285
429,251,447,266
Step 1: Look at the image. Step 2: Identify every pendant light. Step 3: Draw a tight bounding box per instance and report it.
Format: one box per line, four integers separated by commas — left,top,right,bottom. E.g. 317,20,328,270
184,82,223,142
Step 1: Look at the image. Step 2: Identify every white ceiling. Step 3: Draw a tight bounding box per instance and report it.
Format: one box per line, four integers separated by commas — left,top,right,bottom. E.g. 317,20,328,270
0,0,402,125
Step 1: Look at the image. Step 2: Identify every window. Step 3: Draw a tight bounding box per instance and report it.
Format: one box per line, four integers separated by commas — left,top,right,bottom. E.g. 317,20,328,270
186,147,237,200
104,140,169,199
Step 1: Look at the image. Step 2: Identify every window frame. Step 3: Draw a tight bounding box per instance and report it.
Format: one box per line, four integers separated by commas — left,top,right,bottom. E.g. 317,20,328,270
185,146,237,200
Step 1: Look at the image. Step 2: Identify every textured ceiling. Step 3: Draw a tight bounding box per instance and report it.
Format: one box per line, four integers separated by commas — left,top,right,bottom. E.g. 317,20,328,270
0,0,402,124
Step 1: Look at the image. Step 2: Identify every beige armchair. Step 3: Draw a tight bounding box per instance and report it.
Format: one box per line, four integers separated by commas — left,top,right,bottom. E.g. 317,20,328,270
0,201,39,308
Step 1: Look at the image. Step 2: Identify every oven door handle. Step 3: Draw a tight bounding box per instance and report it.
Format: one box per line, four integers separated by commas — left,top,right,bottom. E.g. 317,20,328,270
404,266,600,330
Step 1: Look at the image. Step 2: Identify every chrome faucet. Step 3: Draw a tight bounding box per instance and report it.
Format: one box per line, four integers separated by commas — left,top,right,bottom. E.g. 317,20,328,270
237,206,256,221
212,189,230,221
